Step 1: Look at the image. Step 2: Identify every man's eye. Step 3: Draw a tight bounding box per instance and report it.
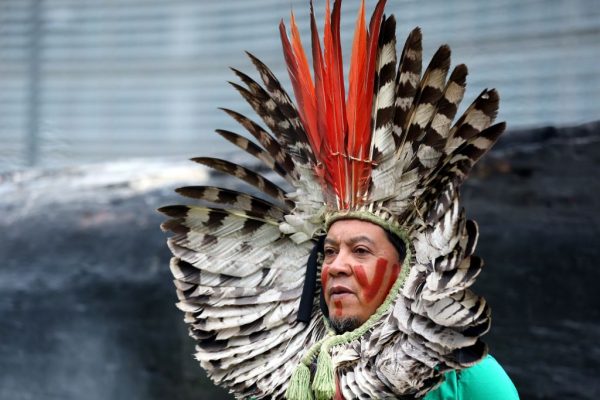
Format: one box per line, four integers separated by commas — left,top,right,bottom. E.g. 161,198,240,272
354,247,370,255
323,248,337,257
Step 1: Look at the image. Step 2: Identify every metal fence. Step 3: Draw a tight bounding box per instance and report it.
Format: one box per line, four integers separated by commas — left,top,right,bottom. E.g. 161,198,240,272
1,0,599,171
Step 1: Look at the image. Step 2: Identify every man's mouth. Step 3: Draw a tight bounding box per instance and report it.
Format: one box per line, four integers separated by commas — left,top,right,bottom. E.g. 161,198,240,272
329,285,354,298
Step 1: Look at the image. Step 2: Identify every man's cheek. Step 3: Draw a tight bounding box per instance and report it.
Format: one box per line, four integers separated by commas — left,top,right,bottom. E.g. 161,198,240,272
321,264,329,290
321,264,340,314
353,258,401,303
384,262,401,297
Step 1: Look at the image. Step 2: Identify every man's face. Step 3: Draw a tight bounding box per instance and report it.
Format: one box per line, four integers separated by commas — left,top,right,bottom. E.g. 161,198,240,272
322,219,402,330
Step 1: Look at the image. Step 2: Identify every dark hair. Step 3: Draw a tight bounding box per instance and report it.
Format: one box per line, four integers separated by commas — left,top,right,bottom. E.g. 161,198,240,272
385,229,406,262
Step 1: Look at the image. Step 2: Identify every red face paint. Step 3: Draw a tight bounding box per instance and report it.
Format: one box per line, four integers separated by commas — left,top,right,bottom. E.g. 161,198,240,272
353,258,401,302
321,264,329,291
333,300,343,317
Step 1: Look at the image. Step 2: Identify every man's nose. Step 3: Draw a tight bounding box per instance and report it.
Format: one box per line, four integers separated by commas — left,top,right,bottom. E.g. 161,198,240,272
327,250,352,276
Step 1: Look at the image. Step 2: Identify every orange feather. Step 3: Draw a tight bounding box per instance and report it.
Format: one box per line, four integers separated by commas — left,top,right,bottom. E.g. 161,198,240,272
279,14,319,156
310,3,328,163
322,1,343,205
280,0,387,208
346,0,368,206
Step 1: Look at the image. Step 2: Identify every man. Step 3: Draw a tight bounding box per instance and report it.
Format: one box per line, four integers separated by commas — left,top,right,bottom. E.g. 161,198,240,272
321,219,518,399
160,0,519,398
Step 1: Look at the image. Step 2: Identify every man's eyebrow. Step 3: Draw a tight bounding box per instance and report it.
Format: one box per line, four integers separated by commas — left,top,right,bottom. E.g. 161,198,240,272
347,235,375,246
324,235,375,246
324,237,337,246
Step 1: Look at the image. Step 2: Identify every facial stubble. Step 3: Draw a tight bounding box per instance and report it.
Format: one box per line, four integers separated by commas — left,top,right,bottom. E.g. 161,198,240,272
329,315,362,334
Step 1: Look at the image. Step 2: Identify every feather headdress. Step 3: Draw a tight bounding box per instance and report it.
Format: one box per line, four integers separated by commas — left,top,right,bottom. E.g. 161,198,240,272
160,0,505,399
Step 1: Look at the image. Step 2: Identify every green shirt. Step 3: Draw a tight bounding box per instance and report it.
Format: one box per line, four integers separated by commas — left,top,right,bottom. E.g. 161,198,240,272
424,355,519,400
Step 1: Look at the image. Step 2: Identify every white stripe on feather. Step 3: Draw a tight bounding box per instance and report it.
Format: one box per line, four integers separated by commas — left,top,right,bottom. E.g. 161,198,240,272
377,42,396,73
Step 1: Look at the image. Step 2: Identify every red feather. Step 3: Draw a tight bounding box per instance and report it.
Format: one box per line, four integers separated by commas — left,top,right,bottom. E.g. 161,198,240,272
280,0,387,208
346,0,367,206
310,3,328,163
325,0,348,205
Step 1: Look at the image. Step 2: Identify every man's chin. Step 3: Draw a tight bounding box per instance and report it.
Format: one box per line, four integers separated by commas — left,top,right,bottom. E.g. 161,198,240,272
329,316,362,334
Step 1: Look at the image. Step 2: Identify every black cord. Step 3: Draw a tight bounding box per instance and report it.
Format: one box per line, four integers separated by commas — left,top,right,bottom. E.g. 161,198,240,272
296,235,325,323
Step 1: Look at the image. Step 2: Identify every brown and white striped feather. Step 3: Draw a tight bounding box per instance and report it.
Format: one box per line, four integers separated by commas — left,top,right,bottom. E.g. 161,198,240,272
393,27,423,146
171,259,266,287
190,304,274,333
219,316,297,346
170,252,306,293
422,289,489,328
370,15,397,163
228,72,290,142
413,95,501,220
421,121,505,223
446,121,506,171
227,80,297,166
350,362,384,398
243,53,325,215
177,284,303,307
192,309,301,350
164,226,286,274
174,239,309,275
374,342,435,395
369,15,401,202
413,198,462,264
161,207,280,241
174,186,286,221
402,336,450,372
167,247,271,277
383,44,452,210
245,52,316,167
445,88,500,153
191,157,292,208
165,229,280,260
400,336,443,371
409,314,479,350
215,129,290,182
203,319,303,370
230,57,326,214
220,107,297,182
381,164,421,213
422,200,464,261
402,44,451,152
413,64,468,172
430,219,478,272
171,258,302,290
175,281,292,301
194,301,270,319
422,255,484,301
213,320,316,384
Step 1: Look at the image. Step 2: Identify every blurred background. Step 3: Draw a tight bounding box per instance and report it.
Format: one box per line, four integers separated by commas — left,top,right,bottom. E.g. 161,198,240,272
0,0,599,399
2,0,599,170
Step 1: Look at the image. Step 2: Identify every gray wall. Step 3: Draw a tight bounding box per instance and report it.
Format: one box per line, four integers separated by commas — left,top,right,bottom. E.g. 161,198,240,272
1,123,599,399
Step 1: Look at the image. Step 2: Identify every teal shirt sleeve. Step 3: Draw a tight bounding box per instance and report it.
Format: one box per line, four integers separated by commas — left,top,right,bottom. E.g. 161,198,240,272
424,355,519,400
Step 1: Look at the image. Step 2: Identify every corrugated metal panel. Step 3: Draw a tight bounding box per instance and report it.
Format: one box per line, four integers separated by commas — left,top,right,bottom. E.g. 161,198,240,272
0,0,599,171
0,0,35,170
